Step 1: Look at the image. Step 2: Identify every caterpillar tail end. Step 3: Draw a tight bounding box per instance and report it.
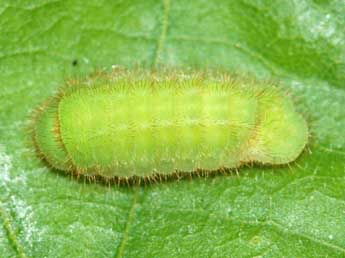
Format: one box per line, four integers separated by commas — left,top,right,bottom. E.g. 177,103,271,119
33,100,71,171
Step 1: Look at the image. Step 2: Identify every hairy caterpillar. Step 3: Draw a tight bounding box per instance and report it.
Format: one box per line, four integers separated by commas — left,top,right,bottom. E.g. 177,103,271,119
32,69,308,181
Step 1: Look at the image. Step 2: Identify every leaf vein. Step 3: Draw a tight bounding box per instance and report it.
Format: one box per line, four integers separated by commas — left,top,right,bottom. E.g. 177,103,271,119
114,187,140,258
152,0,171,68
268,219,345,254
0,202,28,258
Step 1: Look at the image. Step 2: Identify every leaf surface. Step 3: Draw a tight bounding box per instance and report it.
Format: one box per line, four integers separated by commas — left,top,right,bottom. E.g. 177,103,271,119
0,0,344,257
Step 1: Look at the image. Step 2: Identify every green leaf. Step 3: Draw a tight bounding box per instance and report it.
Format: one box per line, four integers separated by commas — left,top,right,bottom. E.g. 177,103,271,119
1,0,344,257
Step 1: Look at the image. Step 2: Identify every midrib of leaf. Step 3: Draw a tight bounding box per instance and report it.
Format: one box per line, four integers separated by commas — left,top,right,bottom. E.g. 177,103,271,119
152,0,171,69
114,187,140,258
114,1,170,255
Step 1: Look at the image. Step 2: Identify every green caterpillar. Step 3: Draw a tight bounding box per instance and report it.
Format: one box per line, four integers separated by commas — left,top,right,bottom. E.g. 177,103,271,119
32,70,308,181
